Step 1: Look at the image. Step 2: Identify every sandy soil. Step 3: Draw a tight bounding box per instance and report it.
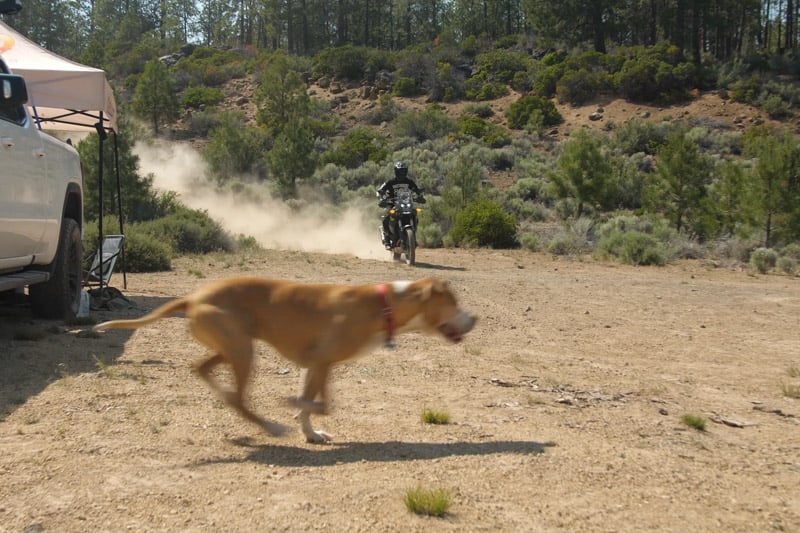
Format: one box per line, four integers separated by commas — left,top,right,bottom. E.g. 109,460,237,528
1,247,799,532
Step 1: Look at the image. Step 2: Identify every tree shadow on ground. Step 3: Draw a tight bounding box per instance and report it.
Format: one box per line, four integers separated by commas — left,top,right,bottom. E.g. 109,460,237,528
193,439,554,468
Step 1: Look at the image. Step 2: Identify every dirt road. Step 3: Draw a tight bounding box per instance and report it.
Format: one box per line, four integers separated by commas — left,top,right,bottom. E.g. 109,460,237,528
1,248,799,532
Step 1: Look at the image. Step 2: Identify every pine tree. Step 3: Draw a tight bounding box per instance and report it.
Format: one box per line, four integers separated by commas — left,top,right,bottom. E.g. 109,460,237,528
644,127,713,234
550,129,614,218
131,58,180,135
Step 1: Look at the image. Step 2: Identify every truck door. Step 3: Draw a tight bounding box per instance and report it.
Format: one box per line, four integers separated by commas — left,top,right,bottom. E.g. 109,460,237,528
0,94,47,269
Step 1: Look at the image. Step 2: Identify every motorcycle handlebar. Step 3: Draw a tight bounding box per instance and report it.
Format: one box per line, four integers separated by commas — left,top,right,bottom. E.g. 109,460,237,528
378,195,425,208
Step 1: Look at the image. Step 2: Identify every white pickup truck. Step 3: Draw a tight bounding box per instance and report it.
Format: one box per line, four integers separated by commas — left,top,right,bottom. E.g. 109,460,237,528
0,56,84,320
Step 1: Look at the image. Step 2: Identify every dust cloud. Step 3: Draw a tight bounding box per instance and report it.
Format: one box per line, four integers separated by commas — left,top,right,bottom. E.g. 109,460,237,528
133,141,384,260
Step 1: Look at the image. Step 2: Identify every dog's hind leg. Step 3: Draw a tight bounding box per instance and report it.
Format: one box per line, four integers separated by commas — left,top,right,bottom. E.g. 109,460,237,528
294,364,333,443
225,344,289,436
191,313,288,437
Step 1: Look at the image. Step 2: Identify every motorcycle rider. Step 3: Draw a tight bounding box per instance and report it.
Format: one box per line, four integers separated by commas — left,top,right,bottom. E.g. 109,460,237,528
377,161,425,249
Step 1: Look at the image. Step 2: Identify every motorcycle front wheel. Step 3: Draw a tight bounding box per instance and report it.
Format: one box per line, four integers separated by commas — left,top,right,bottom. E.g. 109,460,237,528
405,228,416,266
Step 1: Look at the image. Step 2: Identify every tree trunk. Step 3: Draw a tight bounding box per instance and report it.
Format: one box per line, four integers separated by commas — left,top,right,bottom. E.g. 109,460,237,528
691,2,702,64
591,2,606,54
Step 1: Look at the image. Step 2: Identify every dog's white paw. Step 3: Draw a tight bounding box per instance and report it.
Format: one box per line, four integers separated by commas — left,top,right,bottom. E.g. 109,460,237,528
305,430,333,444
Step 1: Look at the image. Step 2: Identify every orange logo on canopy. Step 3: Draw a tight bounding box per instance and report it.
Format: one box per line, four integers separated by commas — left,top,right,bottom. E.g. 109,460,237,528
0,33,14,53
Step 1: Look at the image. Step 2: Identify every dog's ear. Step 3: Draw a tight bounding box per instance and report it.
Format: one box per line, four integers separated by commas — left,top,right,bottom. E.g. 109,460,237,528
431,278,450,294
404,278,434,301
412,278,449,301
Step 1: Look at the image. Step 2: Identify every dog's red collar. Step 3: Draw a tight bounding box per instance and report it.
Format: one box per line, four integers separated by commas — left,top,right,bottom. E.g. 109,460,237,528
377,284,395,348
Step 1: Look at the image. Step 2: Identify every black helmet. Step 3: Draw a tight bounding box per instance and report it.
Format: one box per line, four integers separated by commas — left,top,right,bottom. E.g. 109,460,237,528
394,160,408,178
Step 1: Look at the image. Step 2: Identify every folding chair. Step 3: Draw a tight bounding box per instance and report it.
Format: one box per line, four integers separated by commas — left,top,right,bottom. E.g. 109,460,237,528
84,234,125,288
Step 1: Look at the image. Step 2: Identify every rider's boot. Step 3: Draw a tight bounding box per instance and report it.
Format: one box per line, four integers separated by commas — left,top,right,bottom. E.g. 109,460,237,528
380,227,391,249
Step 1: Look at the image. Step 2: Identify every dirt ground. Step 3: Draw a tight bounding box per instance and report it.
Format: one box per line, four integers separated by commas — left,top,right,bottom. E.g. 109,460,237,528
1,247,799,532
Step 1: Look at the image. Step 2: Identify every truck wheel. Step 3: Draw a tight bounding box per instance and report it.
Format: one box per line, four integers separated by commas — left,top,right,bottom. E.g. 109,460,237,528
30,218,83,321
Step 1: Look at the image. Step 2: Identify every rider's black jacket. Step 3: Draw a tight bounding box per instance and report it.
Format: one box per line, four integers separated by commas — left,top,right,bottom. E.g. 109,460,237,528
377,176,424,200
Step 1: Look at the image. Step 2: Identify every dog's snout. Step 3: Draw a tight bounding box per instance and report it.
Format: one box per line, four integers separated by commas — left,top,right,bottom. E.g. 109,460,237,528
464,312,477,333
455,309,477,334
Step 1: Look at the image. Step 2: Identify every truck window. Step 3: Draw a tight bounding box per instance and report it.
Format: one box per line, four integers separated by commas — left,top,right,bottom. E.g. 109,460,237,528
0,101,25,125
0,60,25,125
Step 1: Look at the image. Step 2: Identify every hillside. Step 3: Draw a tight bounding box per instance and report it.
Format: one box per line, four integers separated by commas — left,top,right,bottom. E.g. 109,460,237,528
173,73,795,191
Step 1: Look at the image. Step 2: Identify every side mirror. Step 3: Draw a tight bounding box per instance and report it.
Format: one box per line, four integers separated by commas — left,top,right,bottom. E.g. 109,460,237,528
0,74,28,109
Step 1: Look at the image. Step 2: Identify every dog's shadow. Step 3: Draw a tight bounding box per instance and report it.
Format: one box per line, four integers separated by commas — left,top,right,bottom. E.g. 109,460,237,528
193,439,554,468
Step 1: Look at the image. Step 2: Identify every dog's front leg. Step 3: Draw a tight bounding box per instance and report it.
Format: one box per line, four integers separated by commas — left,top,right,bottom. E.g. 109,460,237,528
293,365,332,444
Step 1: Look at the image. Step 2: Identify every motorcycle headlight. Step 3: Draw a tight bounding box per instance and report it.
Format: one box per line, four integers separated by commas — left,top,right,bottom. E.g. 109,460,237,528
389,209,396,215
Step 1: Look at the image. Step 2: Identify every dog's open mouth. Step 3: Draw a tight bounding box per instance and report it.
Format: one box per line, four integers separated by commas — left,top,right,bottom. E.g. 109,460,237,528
439,323,464,343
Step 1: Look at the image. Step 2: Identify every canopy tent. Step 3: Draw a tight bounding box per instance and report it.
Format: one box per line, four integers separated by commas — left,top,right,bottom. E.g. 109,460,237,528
0,19,124,291
0,19,117,132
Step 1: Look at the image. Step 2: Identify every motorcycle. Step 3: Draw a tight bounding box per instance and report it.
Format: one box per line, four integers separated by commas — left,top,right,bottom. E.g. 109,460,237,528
379,188,424,265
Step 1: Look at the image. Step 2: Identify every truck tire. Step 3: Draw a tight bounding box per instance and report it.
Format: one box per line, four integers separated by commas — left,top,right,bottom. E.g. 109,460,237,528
30,218,83,321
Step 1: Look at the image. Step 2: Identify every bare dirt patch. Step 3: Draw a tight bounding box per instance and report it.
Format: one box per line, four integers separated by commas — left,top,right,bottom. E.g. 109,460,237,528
1,247,799,532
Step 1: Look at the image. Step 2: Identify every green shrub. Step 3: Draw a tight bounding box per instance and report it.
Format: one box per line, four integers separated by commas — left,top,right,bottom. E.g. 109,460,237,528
393,105,457,141
598,230,668,266
614,49,695,104
185,109,222,136
532,63,565,98
464,74,510,100
182,85,224,108
782,243,800,260
520,233,541,252
458,116,490,138
420,408,450,424
547,233,584,255
597,215,680,266
505,198,546,221
205,112,270,180
546,218,595,255
404,485,451,517
236,234,262,251
417,222,444,248
321,127,388,168
506,95,562,130
457,116,511,147
449,199,518,248
612,118,668,155
750,247,778,273
137,207,234,255
432,61,465,102
556,68,599,105
312,45,369,81
393,76,418,97
777,256,797,275
363,94,399,125
681,414,707,431
461,103,494,119
711,237,762,263
83,218,173,273
474,48,531,84
364,49,396,78
120,231,173,272
729,74,763,105
174,47,247,88
759,94,791,119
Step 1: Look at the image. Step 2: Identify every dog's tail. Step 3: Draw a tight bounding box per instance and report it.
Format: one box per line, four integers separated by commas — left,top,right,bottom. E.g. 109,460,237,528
93,298,190,332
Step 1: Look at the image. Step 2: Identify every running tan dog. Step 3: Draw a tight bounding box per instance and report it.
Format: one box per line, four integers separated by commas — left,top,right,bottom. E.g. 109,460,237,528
94,277,476,443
